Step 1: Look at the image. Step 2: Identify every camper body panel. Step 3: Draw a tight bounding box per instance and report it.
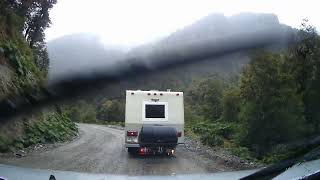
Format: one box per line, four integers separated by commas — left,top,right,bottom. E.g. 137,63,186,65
125,90,184,149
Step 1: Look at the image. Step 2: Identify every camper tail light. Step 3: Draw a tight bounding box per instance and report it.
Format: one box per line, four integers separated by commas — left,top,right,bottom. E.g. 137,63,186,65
177,132,182,137
126,130,138,143
127,130,138,136
139,147,146,155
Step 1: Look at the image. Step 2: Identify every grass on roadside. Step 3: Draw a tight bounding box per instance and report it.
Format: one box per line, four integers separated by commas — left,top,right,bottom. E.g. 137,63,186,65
85,120,125,127
0,112,78,153
187,121,262,163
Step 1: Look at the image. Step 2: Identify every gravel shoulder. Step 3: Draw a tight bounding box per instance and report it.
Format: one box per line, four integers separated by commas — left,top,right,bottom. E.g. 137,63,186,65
0,123,259,175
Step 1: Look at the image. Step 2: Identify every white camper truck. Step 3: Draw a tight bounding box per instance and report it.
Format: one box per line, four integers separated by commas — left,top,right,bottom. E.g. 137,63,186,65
125,90,184,155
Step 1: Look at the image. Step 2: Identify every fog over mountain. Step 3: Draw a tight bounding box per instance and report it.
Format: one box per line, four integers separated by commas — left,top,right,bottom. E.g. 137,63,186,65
47,33,125,82
47,13,294,84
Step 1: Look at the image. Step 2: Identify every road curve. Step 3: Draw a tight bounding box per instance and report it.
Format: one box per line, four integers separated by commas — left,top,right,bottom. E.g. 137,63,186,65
0,123,236,175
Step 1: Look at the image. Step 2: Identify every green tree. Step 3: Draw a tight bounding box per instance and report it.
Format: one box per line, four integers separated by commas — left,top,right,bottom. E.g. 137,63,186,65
22,0,57,47
97,100,124,122
32,44,49,73
1,0,56,74
239,52,306,156
286,21,320,133
23,0,56,73
188,77,224,121
221,87,241,122
64,100,97,123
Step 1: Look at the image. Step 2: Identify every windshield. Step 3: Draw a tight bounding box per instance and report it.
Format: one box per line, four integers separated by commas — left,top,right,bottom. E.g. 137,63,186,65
0,0,319,179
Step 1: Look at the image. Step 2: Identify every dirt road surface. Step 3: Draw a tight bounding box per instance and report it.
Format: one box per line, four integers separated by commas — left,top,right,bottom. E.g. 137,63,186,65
0,123,242,175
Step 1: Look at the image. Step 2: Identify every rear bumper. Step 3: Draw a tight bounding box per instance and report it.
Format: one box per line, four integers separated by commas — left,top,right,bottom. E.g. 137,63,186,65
125,143,184,148
125,143,140,148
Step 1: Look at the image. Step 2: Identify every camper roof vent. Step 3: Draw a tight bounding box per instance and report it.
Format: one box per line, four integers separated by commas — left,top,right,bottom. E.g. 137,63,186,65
167,89,171,92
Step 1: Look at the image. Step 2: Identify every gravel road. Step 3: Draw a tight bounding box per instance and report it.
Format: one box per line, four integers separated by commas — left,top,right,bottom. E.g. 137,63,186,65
0,123,248,175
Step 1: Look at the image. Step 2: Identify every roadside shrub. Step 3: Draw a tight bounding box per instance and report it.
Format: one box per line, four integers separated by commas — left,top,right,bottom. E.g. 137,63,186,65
230,147,252,160
200,133,224,146
1,42,41,80
97,99,125,122
0,111,78,153
214,122,236,139
192,121,237,141
63,100,97,123
0,134,9,152
22,112,78,148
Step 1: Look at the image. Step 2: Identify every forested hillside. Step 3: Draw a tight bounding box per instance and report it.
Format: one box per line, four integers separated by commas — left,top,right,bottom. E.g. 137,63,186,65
0,1,77,153
186,21,320,163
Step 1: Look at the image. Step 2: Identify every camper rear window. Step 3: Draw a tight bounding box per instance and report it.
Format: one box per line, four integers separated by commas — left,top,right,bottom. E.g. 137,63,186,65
145,105,165,118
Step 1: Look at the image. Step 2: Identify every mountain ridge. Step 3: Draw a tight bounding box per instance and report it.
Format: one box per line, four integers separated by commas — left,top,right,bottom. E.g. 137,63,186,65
47,12,294,87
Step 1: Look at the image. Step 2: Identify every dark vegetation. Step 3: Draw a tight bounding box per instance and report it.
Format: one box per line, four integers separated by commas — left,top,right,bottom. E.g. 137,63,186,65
187,21,320,163
62,99,125,127
0,0,77,153
0,112,77,152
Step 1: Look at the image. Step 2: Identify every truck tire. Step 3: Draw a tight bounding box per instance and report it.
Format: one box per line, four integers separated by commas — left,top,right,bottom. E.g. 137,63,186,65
127,147,138,154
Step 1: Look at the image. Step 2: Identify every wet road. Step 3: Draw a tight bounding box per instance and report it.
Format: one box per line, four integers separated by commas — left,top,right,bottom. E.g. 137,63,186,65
0,123,235,175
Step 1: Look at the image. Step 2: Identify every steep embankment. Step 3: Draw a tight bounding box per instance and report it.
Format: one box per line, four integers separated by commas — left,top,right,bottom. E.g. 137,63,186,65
0,3,77,153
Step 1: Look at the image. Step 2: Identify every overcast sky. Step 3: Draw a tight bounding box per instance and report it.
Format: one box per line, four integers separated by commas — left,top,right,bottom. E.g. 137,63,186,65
45,0,319,47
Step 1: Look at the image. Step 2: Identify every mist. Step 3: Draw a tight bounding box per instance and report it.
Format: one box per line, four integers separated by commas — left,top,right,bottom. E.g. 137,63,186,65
47,13,294,83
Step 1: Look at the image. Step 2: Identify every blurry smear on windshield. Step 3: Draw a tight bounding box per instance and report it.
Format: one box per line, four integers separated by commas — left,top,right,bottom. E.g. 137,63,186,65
47,13,292,84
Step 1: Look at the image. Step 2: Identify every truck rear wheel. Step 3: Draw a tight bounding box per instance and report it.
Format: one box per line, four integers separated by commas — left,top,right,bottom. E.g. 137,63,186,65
127,147,138,154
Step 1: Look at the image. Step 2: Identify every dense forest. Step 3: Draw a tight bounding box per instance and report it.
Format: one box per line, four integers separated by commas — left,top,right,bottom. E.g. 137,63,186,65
0,0,77,152
187,21,320,162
